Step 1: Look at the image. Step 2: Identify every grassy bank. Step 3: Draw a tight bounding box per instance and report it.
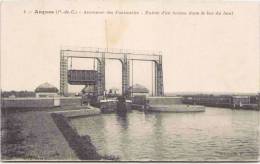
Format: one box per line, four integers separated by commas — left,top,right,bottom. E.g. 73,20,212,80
1,112,27,159
1,110,77,160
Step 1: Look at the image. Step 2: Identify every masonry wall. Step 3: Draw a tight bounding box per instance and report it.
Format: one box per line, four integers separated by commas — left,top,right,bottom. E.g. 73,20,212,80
60,97,82,106
148,97,183,105
1,97,82,109
1,98,54,109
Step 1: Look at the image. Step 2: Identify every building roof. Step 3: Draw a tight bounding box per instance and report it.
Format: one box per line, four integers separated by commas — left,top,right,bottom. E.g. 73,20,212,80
129,84,149,93
110,87,119,91
35,82,59,93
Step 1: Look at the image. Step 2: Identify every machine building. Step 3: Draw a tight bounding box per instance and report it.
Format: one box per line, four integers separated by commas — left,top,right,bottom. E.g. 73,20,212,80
35,82,59,98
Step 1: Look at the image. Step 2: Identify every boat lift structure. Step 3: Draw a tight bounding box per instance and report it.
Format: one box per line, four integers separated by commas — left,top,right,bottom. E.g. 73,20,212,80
60,46,164,97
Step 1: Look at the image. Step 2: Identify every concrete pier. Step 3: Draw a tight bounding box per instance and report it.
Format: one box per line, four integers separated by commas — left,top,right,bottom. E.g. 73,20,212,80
148,104,205,113
53,107,101,118
148,96,182,105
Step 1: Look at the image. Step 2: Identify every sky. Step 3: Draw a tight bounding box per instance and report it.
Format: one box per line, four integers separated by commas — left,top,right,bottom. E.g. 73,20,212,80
1,0,260,94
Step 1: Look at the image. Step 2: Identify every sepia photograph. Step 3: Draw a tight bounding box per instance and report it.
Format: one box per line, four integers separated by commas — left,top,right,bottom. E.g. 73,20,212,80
1,0,260,162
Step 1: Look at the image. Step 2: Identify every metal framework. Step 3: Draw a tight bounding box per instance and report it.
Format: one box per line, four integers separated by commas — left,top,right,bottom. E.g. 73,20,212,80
60,47,164,97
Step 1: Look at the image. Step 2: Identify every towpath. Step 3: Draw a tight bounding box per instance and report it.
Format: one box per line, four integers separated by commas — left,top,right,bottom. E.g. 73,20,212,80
1,110,78,160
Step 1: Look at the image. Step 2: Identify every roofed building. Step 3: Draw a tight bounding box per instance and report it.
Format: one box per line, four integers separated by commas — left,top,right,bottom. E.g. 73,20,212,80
129,84,149,97
35,82,59,98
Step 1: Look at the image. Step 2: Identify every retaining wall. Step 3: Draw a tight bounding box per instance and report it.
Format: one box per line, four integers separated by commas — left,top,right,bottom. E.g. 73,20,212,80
1,97,82,109
60,97,82,106
148,96,183,105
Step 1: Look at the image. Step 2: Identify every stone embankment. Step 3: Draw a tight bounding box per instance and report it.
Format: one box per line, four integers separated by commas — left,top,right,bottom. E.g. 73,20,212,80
51,113,101,160
148,104,205,113
52,107,101,118
50,106,119,160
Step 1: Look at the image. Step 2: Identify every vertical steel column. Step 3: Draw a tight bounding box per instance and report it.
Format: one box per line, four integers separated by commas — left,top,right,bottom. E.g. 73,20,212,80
101,53,106,94
60,50,68,96
152,62,154,96
127,59,130,96
155,56,164,96
258,93,260,110
93,58,98,96
97,59,101,95
159,55,164,96
154,61,158,96
97,53,106,96
122,54,130,97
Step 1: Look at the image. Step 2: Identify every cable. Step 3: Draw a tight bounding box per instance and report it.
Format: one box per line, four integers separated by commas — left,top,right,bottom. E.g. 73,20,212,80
152,62,153,96
93,58,96,70
70,57,72,69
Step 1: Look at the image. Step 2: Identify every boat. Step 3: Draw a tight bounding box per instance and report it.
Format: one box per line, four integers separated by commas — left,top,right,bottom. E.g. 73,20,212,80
100,99,118,113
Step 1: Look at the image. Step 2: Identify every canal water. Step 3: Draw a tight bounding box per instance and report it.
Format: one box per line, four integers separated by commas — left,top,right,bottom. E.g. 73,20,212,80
70,107,260,161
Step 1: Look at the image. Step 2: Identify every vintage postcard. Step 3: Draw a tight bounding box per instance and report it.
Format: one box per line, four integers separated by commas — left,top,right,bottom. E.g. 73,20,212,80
1,0,259,162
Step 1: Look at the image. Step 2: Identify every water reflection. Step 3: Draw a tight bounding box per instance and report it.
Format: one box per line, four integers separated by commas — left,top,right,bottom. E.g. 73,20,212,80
116,112,128,129
70,108,260,161
153,114,164,160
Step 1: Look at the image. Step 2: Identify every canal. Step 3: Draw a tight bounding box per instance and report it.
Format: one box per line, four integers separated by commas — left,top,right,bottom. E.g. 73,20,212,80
70,107,260,161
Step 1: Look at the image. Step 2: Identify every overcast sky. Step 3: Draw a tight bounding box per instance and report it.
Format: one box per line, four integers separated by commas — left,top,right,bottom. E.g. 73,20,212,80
1,0,259,93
